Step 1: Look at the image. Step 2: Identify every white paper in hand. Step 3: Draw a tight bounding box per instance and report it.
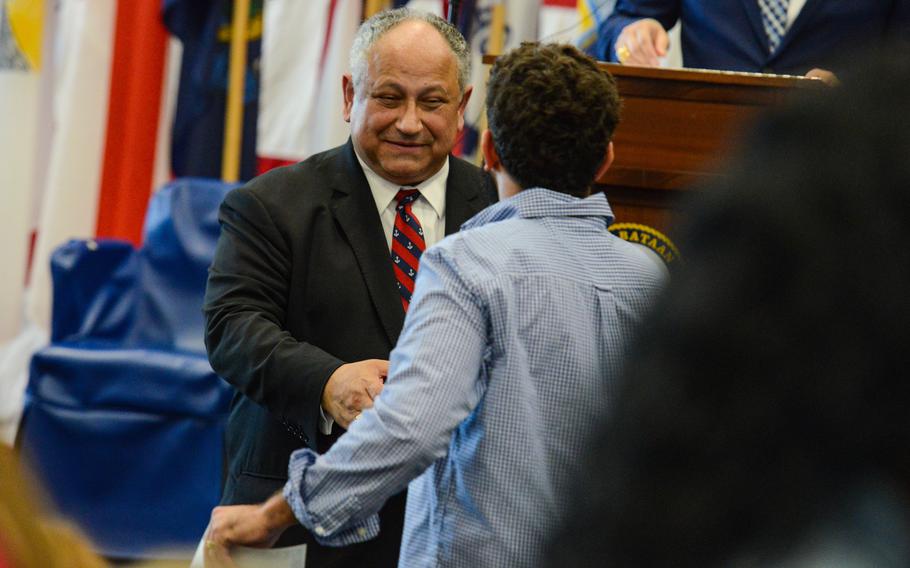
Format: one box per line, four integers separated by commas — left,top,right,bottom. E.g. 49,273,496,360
189,525,307,568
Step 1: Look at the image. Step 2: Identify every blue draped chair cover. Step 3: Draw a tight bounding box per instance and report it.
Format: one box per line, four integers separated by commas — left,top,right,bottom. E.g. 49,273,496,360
20,178,238,559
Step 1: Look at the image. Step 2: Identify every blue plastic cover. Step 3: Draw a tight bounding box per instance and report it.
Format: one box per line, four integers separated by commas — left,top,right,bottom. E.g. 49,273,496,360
50,240,138,343
134,178,236,354
23,177,239,558
23,344,232,558
47,178,236,354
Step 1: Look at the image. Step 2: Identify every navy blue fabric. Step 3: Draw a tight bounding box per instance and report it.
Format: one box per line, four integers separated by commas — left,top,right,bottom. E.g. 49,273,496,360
28,343,230,417
21,177,237,558
23,344,231,558
134,178,236,353
162,0,262,181
50,240,138,344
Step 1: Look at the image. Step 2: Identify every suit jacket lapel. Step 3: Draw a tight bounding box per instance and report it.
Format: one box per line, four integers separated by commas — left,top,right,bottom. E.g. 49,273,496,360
330,147,490,346
330,140,404,347
774,0,822,57
445,157,492,234
739,0,771,56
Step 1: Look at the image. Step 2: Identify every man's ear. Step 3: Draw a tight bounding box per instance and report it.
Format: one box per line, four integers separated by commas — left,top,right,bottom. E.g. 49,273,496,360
342,74,355,123
481,129,499,173
594,141,615,180
456,86,473,131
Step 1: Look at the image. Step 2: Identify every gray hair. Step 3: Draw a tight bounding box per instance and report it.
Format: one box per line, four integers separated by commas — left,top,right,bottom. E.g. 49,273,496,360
349,8,471,95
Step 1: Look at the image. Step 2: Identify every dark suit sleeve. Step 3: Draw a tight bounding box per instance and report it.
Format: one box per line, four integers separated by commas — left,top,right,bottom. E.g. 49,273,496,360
204,187,342,435
594,0,681,61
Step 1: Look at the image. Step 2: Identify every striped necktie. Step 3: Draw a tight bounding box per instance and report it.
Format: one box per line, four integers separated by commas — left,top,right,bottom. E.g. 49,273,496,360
390,189,426,311
758,0,789,53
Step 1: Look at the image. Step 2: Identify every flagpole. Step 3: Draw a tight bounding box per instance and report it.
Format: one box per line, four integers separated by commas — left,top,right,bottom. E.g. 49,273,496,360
488,3,505,54
365,0,389,19
222,0,250,183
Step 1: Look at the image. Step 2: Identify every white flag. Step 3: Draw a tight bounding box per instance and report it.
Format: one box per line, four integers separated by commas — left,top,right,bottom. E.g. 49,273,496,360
257,0,362,165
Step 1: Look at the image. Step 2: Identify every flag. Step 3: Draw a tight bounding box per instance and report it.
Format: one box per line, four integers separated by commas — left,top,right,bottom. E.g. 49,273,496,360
1,0,44,343
0,0,173,444
456,0,541,161
17,0,121,446
539,0,582,44
163,0,263,181
0,0,48,445
577,0,614,53
256,0,361,170
303,0,365,161
401,0,443,15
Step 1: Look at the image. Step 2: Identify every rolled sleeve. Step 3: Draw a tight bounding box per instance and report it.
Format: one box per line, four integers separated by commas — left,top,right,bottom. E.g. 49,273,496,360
283,448,380,546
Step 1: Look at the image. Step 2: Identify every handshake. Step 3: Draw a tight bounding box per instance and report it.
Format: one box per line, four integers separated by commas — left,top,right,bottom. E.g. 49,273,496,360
321,359,389,429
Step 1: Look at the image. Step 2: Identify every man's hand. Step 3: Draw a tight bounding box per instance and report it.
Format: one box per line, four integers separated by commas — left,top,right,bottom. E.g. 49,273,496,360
615,18,669,67
206,493,297,552
322,359,388,429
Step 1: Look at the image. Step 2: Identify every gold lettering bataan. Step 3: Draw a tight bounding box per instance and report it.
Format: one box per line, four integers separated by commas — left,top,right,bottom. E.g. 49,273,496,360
609,223,680,266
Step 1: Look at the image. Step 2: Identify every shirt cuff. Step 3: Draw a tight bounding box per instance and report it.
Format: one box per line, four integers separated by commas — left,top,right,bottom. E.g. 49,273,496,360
318,404,335,435
283,448,380,546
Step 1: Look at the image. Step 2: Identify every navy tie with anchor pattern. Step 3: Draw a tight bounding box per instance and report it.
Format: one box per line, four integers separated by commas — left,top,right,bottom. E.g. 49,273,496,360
390,188,426,311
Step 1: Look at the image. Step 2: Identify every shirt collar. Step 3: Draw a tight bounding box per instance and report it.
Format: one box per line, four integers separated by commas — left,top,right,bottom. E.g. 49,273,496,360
355,150,448,220
462,187,614,230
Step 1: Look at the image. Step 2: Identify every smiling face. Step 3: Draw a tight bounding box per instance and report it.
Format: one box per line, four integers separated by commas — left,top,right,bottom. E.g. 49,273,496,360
343,20,471,186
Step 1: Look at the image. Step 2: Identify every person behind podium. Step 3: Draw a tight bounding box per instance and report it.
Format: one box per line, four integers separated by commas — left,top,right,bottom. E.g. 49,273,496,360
204,42,665,567
202,7,496,567
594,0,909,82
547,48,910,568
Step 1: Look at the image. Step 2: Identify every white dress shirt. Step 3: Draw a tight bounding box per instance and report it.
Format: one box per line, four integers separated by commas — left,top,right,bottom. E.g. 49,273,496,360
357,152,448,252
787,0,807,29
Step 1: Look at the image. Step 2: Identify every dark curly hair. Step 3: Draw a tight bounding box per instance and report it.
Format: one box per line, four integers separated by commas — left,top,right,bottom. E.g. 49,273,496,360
485,42,620,197
548,46,910,567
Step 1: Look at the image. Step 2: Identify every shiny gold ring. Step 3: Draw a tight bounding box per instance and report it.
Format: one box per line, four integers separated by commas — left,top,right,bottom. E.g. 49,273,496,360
616,44,631,64
206,540,216,550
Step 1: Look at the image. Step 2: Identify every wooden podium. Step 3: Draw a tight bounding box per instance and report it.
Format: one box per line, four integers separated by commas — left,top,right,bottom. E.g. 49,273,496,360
481,56,823,236
595,63,822,234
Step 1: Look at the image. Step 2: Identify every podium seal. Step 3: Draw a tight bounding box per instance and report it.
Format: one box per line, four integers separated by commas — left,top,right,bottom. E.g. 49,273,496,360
608,223,680,267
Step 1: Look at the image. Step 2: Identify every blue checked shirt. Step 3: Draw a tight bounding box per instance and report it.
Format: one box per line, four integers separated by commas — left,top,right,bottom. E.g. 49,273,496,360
284,188,665,567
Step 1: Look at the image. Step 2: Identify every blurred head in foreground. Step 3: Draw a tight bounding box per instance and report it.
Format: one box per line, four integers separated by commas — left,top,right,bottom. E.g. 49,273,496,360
0,445,105,567
550,47,910,568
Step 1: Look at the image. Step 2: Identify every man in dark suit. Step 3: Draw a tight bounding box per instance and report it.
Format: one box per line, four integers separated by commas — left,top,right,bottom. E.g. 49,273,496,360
202,8,494,566
594,0,909,78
